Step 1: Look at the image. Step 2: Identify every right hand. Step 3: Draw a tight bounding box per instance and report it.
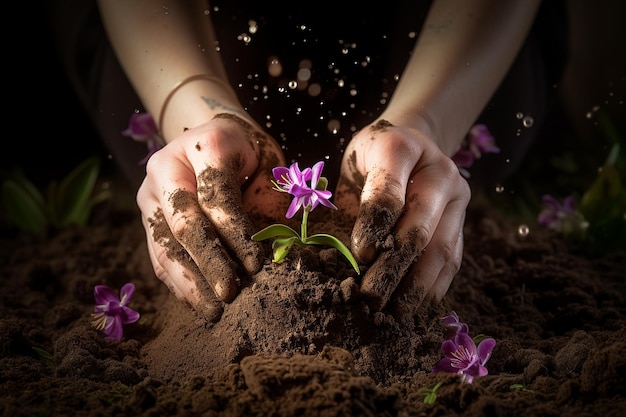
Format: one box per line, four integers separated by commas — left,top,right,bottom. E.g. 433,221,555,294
136,113,288,323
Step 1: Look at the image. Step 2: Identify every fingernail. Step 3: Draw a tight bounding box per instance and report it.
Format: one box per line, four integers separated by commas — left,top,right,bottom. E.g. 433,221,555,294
199,302,223,323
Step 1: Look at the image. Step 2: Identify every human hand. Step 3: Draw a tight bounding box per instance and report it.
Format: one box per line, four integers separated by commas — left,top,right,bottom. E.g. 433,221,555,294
136,114,288,323
335,120,471,321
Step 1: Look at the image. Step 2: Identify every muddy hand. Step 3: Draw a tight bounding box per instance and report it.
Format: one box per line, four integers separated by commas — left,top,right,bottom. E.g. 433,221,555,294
335,120,470,320
136,114,286,323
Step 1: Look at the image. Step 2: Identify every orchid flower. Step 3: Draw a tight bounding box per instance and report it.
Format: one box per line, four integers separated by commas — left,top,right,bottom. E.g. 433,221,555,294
432,332,496,384
538,194,588,236
122,112,164,165
441,311,469,339
91,283,140,341
272,161,337,219
452,124,500,178
252,161,360,274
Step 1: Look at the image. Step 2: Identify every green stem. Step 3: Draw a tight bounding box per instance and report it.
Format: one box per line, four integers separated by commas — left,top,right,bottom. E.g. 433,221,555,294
301,207,310,243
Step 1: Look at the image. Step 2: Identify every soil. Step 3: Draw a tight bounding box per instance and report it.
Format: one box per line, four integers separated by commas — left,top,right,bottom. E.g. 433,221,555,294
1,179,625,417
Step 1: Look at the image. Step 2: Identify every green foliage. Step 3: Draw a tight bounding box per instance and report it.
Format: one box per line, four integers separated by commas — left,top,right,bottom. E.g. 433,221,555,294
32,347,56,370
578,142,626,253
417,381,443,404
252,222,361,274
1,157,111,235
510,384,534,392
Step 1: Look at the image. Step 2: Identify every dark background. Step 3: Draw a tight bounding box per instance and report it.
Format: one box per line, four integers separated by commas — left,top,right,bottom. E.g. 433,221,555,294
3,1,625,196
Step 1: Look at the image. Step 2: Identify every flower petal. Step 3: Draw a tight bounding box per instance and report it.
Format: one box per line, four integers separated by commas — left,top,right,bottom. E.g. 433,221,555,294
477,337,496,365
120,283,136,305
105,315,124,341
121,306,141,325
93,285,120,305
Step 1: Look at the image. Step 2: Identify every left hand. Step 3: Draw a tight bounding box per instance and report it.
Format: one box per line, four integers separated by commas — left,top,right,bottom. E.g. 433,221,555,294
334,119,471,321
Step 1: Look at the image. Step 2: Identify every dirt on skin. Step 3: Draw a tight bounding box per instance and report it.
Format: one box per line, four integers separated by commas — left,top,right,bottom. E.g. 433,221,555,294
1,180,625,416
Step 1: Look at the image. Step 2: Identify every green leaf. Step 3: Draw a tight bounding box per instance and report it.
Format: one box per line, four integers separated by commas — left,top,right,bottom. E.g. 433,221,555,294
306,233,360,274
53,157,101,226
251,224,300,241
271,236,300,263
581,162,623,222
32,346,56,370
1,179,48,233
417,381,443,404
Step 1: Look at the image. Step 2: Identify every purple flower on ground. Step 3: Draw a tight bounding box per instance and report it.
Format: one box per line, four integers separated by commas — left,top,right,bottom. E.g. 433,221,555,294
452,124,500,177
91,283,140,340
441,311,469,339
272,161,337,219
538,194,584,232
432,332,496,384
122,112,164,165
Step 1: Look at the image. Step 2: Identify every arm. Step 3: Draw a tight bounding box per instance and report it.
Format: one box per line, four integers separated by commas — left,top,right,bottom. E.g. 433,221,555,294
98,0,287,322
97,0,247,140
336,0,541,318
383,0,541,155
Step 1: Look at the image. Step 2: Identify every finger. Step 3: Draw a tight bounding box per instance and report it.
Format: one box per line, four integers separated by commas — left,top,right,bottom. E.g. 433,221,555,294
196,165,264,275
389,209,465,322
142,216,224,323
350,135,419,263
359,165,469,312
143,152,240,303
359,230,423,312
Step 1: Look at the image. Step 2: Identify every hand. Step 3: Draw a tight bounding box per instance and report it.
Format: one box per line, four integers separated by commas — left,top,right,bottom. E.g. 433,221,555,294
136,114,287,322
335,120,471,321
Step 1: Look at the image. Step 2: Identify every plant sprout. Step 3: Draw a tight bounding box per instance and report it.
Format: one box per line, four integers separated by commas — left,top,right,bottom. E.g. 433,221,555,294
417,381,443,404
251,161,360,274
1,157,111,235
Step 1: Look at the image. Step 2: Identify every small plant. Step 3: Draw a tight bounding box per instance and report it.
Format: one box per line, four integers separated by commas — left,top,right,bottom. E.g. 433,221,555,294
510,383,534,392
418,381,443,404
432,311,496,384
91,283,140,341
32,347,56,370
535,111,625,254
251,161,360,274
1,157,110,235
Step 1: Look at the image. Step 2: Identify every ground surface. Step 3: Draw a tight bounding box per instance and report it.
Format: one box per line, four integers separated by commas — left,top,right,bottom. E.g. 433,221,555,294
1,182,625,416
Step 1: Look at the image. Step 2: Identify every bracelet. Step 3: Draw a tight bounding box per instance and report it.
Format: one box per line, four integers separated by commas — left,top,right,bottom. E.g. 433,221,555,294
158,74,236,135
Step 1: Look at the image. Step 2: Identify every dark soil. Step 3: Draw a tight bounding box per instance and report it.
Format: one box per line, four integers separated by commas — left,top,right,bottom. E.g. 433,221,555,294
1,183,625,417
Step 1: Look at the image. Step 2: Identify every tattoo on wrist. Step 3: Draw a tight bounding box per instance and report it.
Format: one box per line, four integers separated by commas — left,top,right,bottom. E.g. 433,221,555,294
201,96,245,117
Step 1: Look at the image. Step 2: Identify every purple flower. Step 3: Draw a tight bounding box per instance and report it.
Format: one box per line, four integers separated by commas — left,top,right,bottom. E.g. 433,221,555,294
122,112,164,165
468,124,500,157
452,124,500,177
538,194,582,231
432,332,496,384
441,311,469,339
272,161,337,219
91,283,140,340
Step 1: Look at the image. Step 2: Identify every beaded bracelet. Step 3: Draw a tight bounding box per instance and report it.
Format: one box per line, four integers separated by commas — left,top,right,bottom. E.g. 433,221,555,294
158,74,236,134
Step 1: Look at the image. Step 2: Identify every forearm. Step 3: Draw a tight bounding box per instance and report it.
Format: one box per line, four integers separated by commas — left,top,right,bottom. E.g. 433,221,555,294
381,0,541,156
97,0,246,141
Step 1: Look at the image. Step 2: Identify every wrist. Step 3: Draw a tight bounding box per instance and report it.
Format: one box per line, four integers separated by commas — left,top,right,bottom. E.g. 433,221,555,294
378,107,458,157
158,75,249,141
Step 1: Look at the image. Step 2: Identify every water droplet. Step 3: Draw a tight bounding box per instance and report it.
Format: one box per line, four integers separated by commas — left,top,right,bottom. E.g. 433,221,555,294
522,116,534,128
516,112,524,119
517,224,530,237
288,80,298,89
495,185,505,193
248,20,258,34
